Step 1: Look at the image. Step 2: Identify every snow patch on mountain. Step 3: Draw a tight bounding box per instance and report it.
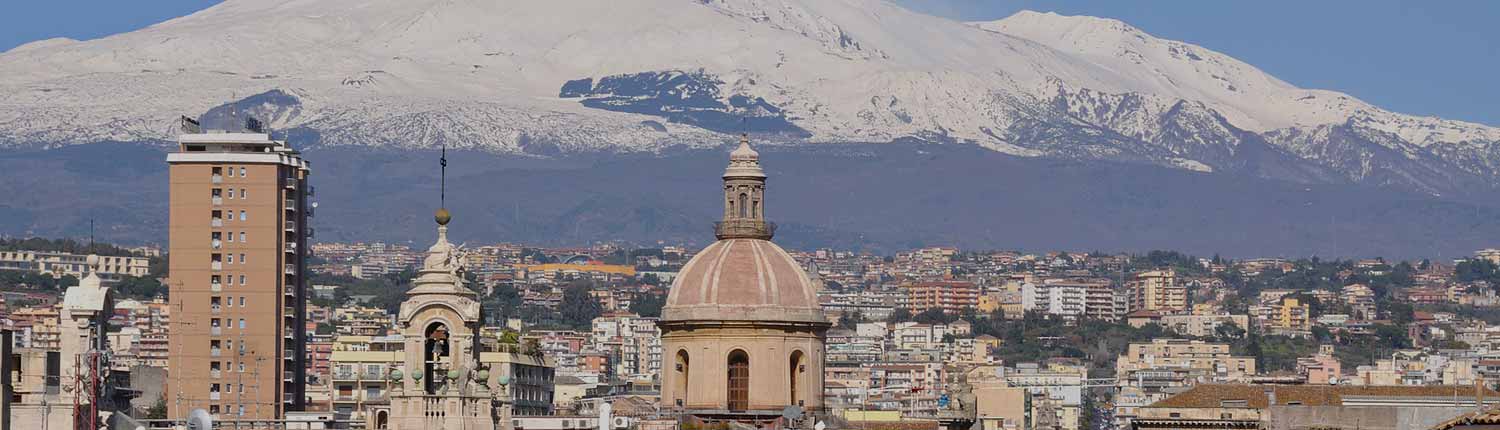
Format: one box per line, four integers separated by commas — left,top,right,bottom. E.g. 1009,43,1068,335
0,0,1495,194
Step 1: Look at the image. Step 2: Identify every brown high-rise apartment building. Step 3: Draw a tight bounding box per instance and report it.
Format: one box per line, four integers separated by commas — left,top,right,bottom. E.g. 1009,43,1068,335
167,122,309,419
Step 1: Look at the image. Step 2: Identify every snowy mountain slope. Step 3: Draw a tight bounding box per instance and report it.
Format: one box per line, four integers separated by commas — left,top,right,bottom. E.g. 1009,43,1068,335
0,0,1496,194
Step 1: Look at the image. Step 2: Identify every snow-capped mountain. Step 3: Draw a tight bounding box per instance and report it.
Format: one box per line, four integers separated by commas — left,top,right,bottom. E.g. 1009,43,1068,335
1,0,1496,194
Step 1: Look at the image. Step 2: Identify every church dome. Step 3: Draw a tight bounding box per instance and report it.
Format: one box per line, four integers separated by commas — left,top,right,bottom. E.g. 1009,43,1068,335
662,238,824,323
662,135,825,325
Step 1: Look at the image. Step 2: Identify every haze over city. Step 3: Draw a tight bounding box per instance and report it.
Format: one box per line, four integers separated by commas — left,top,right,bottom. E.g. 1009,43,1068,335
1,2,1498,430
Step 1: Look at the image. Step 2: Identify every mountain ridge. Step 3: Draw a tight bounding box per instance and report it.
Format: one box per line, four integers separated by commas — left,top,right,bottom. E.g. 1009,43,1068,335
0,0,1496,197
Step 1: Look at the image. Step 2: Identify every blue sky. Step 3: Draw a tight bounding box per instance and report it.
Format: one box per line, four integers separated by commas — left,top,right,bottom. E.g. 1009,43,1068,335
3,0,1496,126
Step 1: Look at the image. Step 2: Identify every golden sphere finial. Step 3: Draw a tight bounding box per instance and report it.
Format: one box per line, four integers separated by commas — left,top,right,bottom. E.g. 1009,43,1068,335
435,208,452,226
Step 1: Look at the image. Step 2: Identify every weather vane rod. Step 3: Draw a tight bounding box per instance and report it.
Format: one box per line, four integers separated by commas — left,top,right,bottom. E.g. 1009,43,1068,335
440,142,448,208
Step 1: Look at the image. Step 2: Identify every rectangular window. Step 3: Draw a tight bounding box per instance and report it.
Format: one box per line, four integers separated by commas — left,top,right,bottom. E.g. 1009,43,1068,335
241,189,246,199
239,297,246,307
240,253,246,264
239,210,246,221
240,232,246,242
239,167,246,177
239,275,246,285
239,319,246,329
226,254,233,264
213,167,223,176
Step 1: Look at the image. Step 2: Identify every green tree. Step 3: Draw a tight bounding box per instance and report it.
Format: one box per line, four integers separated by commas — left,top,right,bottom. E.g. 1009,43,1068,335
559,285,603,330
913,308,953,325
888,307,913,323
629,292,666,318
146,396,168,419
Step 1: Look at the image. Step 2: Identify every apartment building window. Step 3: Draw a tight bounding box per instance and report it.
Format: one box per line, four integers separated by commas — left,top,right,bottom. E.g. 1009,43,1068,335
239,167,246,177
239,275,246,284
239,319,246,329
226,254,234,264
240,232,246,242
240,297,246,307
239,210,247,221
241,189,246,199
213,167,223,176
240,253,246,264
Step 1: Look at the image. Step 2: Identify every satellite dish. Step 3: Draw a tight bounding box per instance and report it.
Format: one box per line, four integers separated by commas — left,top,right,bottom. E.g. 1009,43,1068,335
187,409,213,430
815,421,826,430
781,405,803,420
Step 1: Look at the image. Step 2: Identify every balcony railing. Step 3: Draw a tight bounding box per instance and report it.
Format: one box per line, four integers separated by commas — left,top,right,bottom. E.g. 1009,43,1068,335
713,220,776,239
284,264,296,275
284,221,296,232
211,305,221,314
212,175,223,184
285,243,297,253
210,348,222,357
211,219,223,227
212,261,222,271
285,178,297,189
211,370,222,379
211,327,222,336
285,199,296,210
212,196,223,205
211,283,222,293
284,287,296,297
210,391,221,400
212,239,222,249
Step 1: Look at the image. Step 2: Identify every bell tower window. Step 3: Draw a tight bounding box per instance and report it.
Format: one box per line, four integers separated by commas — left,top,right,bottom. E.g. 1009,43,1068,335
423,323,450,394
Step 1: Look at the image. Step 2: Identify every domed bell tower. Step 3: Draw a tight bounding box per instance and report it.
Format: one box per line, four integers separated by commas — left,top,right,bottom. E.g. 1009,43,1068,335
718,134,774,240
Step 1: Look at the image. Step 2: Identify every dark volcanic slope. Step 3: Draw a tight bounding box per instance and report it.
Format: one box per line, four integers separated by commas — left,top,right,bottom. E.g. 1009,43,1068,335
3,143,1497,259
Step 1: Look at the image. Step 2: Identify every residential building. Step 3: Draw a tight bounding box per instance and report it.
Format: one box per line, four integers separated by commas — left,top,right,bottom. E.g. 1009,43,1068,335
1129,270,1185,314
904,281,980,314
166,125,311,418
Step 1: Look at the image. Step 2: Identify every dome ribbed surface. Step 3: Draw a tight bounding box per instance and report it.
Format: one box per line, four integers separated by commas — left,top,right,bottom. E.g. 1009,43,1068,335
662,238,824,323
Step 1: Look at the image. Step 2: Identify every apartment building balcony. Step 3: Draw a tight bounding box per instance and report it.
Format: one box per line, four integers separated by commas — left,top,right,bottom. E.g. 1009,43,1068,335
211,305,221,314
211,218,223,227
285,199,296,210
210,391,221,400
211,282,222,293
212,261,223,271
285,243,297,254
212,239,222,249
284,371,295,382
284,264,296,275
212,174,223,184
284,286,296,297
284,221,296,232
285,178,297,190
211,370,222,379
211,326,222,336
213,196,223,206
211,348,222,357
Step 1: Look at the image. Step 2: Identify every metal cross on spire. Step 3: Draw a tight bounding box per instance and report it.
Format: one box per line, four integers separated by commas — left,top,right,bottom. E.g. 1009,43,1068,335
440,142,448,208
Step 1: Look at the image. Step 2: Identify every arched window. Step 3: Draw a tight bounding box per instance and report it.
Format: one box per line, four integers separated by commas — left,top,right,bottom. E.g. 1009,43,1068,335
738,193,749,218
751,200,760,220
789,350,805,406
375,410,389,429
423,322,450,394
675,350,691,407
727,350,750,411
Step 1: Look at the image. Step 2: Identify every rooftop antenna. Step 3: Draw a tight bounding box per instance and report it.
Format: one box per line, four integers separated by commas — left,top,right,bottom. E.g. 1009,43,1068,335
88,218,94,254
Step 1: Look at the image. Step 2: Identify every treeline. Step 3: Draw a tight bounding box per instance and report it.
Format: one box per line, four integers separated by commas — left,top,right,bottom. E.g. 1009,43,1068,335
0,237,145,257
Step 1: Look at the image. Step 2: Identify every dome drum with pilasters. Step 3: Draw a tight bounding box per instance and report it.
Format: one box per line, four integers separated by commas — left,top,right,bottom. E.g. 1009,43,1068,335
658,135,829,422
